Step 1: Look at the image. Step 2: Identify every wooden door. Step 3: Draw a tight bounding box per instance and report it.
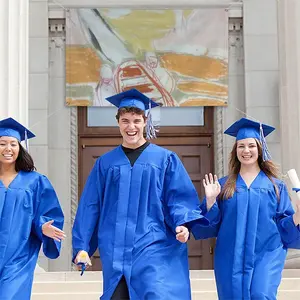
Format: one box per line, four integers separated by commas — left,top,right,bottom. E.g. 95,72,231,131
157,141,214,270
78,107,215,270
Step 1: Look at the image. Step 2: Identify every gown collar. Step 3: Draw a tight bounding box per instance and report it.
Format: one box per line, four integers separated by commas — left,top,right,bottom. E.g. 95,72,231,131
0,171,22,189
117,143,153,166
236,170,265,189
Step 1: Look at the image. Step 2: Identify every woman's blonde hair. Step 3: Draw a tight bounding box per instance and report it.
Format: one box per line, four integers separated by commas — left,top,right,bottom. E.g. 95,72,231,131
219,139,280,200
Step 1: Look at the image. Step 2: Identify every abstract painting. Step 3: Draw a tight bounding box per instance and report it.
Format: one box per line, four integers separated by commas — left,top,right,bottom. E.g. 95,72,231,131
66,8,228,106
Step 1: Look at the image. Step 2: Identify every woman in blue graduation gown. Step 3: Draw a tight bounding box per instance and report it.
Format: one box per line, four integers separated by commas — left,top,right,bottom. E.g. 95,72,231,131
191,118,300,300
0,118,65,300
72,89,209,300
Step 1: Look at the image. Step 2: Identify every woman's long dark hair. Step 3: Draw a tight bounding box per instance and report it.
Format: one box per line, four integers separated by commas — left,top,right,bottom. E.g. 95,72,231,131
15,143,36,172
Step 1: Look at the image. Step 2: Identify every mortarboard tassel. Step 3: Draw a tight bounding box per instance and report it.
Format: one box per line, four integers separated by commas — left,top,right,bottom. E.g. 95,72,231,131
146,100,158,139
25,129,28,151
76,262,86,276
259,123,272,161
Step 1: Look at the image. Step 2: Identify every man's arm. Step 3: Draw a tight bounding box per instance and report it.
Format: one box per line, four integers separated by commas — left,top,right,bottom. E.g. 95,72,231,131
72,158,103,265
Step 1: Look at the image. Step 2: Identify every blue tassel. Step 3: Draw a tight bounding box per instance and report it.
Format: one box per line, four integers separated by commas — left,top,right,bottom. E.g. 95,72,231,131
292,188,300,193
259,123,271,161
76,262,86,276
146,100,158,139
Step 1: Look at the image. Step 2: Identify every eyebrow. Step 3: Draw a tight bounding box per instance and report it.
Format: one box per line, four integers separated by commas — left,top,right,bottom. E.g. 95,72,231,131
238,142,256,146
120,118,142,122
0,139,18,143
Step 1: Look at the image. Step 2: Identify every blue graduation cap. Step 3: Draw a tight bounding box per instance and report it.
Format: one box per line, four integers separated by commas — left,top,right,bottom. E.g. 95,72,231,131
0,117,35,148
224,118,275,161
106,89,160,139
106,89,159,111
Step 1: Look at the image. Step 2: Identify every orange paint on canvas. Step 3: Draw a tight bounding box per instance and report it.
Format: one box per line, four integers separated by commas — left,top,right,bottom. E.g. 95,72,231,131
66,98,91,106
177,81,228,96
160,53,227,80
180,98,227,106
123,84,155,93
121,66,143,77
66,47,101,84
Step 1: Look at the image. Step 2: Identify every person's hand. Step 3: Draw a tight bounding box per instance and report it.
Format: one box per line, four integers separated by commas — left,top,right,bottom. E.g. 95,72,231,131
203,173,221,210
175,226,189,243
293,201,300,226
75,250,92,270
42,220,66,242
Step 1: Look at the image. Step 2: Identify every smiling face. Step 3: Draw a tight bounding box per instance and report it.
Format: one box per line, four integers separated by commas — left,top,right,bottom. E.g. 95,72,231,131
236,138,259,166
0,136,20,166
118,112,147,149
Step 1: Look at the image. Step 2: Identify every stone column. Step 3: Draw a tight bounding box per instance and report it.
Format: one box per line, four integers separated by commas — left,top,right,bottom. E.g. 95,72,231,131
29,0,50,271
278,0,300,269
0,0,29,125
0,0,44,271
278,0,300,175
0,0,9,117
243,0,281,165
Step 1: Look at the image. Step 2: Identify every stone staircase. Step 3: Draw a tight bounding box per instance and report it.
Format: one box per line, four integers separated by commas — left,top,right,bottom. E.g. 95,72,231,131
32,270,300,300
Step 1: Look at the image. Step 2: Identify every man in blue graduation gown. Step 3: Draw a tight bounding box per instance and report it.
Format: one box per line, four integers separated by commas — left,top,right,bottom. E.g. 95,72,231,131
72,89,209,300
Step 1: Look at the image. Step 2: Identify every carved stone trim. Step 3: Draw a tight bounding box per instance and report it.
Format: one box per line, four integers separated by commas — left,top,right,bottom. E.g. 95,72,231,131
215,107,224,178
70,107,78,225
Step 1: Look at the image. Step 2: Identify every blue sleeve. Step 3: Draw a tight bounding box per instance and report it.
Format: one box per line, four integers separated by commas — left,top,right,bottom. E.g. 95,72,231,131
189,197,221,240
276,183,300,249
72,158,103,260
163,153,208,232
33,175,64,259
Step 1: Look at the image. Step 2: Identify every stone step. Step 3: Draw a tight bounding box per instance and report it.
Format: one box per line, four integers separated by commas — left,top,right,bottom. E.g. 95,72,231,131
32,279,216,293
33,269,300,282
32,270,300,300
33,270,215,283
30,290,300,300
32,277,300,293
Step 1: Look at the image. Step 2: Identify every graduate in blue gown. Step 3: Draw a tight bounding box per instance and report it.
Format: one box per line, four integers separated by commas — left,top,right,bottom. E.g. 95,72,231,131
191,118,300,300
0,118,65,300
72,89,209,300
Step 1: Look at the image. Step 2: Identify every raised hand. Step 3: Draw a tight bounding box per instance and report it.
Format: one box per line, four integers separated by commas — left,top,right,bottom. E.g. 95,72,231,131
203,173,221,210
42,220,66,242
175,226,189,243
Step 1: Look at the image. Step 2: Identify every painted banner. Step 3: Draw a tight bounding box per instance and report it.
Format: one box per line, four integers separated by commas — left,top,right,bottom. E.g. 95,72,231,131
66,8,228,106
